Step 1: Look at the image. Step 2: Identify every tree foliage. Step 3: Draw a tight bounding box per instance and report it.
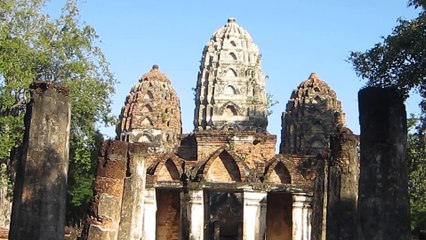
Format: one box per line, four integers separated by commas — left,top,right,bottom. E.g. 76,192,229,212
407,116,426,232
348,1,425,100
0,0,117,224
349,0,426,233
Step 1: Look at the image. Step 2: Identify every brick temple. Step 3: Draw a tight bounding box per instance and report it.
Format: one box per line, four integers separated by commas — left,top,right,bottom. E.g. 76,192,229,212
83,18,358,240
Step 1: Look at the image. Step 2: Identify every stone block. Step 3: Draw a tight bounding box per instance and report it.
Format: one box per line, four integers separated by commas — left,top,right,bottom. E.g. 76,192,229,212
98,193,122,222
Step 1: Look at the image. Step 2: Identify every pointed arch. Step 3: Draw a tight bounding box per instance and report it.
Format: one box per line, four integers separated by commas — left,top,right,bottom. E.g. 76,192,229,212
270,162,291,184
206,151,241,182
225,68,237,78
147,154,183,182
219,101,241,115
141,104,153,113
229,52,237,61
224,105,238,117
224,85,237,95
141,117,153,126
264,155,303,185
137,133,153,143
156,159,180,181
191,147,250,182
144,90,154,100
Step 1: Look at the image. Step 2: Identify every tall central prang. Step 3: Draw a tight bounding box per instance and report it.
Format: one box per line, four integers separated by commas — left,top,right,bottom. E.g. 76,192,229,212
194,18,268,131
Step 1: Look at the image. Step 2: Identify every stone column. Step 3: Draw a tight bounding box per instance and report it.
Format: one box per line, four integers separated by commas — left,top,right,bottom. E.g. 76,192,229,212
310,154,328,240
293,194,312,240
243,191,267,240
327,127,359,240
118,143,148,240
81,140,128,240
187,189,204,240
9,82,71,240
358,87,410,240
142,188,157,240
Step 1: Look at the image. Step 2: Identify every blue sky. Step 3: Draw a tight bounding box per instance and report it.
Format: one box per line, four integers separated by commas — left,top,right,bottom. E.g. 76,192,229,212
48,1,422,145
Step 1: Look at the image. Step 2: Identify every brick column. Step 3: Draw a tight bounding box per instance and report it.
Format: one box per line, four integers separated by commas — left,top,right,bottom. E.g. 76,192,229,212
81,140,128,240
358,87,410,240
327,127,359,240
243,191,267,240
142,188,156,240
9,82,71,240
293,194,312,240
118,143,148,240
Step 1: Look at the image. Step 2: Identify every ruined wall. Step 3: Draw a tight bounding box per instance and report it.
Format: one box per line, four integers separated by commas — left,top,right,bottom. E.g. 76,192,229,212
358,87,410,240
81,141,128,240
81,140,148,240
9,82,71,240
195,130,276,168
310,154,328,240
327,127,359,240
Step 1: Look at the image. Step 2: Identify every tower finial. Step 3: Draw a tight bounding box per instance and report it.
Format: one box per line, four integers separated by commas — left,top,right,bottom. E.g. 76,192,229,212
228,17,236,23
309,72,319,80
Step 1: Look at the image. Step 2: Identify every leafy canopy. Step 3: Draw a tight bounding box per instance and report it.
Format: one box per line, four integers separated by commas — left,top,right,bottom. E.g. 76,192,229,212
348,0,425,101
0,0,117,224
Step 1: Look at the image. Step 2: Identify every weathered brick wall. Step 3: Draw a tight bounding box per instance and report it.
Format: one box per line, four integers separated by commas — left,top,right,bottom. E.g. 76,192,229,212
118,143,148,240
195,130,276,169
310,154,328,240
327,127,359,240
81,140,128,240
81,140,148,240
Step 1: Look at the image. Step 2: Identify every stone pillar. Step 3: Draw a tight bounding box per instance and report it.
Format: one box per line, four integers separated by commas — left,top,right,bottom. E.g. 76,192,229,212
118,143,148,240
293,194,312,240
81,140,128,240
326,127,359,240
142,188,156,240
187,189,204,240
243,191,267,240
310,154,328,240
358,87,410,240
9,82,71,240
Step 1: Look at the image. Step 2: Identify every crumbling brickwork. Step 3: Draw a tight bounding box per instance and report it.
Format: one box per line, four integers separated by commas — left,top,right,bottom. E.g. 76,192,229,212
281,73,345,155
117,65,182,153
81,140,148,240
327,127,359,240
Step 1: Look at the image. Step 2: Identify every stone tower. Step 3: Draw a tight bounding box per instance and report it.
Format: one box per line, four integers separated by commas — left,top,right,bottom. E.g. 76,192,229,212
193,18,268,131
117,65,182,153
280,73,345,155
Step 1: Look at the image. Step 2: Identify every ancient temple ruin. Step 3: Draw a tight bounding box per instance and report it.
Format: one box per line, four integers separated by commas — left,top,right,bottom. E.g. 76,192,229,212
83,18,360,240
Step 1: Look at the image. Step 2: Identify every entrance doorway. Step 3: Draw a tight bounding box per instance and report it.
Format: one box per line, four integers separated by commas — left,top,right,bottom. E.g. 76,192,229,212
266,192,292,240
156,188,181,240
204,190,243,240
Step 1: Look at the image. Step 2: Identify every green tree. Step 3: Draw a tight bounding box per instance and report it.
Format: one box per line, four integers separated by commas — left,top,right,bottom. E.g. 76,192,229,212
349,0,426,233
348,0,425,102
407,116,426,233
0,0,117,224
